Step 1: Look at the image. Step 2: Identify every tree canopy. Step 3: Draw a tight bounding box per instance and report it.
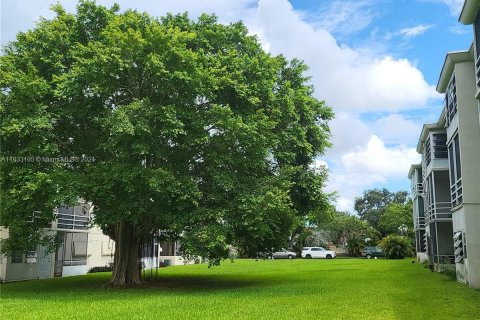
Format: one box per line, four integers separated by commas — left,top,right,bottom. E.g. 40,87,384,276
354,188,408,232
379,201,414,241
322,211,380,256
0,1,333,285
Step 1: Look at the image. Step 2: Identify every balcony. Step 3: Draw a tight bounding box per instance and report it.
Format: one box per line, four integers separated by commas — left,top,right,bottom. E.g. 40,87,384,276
412,183,423,196
434,255,455,264
414,217,425,230
55,206,90,231
425,202,452,223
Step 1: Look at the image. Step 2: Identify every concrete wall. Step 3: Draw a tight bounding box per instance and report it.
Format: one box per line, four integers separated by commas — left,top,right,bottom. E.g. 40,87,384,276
452,206,467,283
451,60,480,289
464,203,480,288
455,61,480,204
86,226,114,269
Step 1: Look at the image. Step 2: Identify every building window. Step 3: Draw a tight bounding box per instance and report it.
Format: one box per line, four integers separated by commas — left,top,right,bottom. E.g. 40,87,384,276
448,134,462,207
445,75,457,127
58,232,88,266
56,205,89,230
432,133,447,159
424,136,432,166
423,132,447,168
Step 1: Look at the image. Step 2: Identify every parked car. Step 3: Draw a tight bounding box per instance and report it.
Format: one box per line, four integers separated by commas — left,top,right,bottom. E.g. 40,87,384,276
301,247,336,259
361,246,385,259
271,248,297,259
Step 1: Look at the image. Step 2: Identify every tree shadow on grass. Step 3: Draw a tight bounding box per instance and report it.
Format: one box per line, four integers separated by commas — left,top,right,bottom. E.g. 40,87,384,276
131,274,265,290
1,272,281,300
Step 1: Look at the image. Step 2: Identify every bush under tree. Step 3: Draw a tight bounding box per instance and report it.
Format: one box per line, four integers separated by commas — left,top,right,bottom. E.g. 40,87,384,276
378,235,413,259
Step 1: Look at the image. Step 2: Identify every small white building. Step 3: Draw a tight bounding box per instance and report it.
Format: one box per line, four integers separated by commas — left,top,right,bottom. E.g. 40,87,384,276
0,203,114,282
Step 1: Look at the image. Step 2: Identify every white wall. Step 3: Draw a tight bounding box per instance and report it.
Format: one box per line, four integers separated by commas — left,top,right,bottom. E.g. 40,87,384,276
86,226,114,270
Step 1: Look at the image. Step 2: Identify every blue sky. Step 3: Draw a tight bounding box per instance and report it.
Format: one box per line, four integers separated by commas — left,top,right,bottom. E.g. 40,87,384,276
0,0,473,212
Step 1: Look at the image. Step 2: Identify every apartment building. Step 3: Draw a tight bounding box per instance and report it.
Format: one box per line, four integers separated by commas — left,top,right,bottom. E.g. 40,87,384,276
408,164,427,263
1,203,191,282
410,0,480,288
0,203,115,282
411,113,454,268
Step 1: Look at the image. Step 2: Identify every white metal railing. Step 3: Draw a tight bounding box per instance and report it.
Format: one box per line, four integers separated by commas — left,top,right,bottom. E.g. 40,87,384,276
56,211,89,230
435,254,455,264
414,217,425,230
450,178,463,207
63,259,88,266
426,202,452,223
412,183,423,196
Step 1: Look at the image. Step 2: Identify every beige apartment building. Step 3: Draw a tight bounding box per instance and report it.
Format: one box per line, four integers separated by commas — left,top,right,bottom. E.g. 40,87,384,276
1,202,188,282
0,203,114,282
410,0,480,288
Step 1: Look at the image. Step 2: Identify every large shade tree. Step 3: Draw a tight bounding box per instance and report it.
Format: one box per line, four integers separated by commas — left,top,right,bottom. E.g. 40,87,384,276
379,201,414,241
354,188,408,231
0,1,333,285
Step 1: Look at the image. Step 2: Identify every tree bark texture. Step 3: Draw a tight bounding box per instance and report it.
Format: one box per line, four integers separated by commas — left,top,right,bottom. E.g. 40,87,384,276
110,221,141,285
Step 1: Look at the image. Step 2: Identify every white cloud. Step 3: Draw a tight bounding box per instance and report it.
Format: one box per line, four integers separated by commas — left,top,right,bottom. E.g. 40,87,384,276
1,0,259,45
442,0,464,15
255,0,440,112
370,114,422,145
324,169,386,212
2,0,440,114
335,197,354,213
400,24,433,37
449,25,469,34
341,135,421,177
328,113,371,156
305,0,378,35
323,135,421,212
385,24,434,40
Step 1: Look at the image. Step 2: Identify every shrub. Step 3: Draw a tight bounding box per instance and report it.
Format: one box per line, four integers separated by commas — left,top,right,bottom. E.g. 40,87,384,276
88,263,113,273
378,235,413,259
346,235,364,257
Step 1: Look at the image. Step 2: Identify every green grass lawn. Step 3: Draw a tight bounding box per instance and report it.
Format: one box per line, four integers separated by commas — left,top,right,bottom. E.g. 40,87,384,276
1,259,479,319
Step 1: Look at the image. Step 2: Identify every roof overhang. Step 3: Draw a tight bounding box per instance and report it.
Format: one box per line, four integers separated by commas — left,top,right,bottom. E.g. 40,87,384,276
459,0,480,24
437,45,474,93
416,123,444,153
408,164,421,179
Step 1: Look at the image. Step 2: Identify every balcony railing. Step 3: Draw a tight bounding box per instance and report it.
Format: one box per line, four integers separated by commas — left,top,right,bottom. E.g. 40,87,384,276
412,183,423,196
425,202,452,223
434,254,455,264
414,217,425,230
56,211,89,230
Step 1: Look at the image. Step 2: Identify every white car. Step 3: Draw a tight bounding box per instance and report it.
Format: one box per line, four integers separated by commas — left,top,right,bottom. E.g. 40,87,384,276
301,247,336,259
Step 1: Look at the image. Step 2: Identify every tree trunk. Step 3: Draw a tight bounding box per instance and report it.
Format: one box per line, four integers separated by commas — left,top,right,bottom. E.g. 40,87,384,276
110,221,141,285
